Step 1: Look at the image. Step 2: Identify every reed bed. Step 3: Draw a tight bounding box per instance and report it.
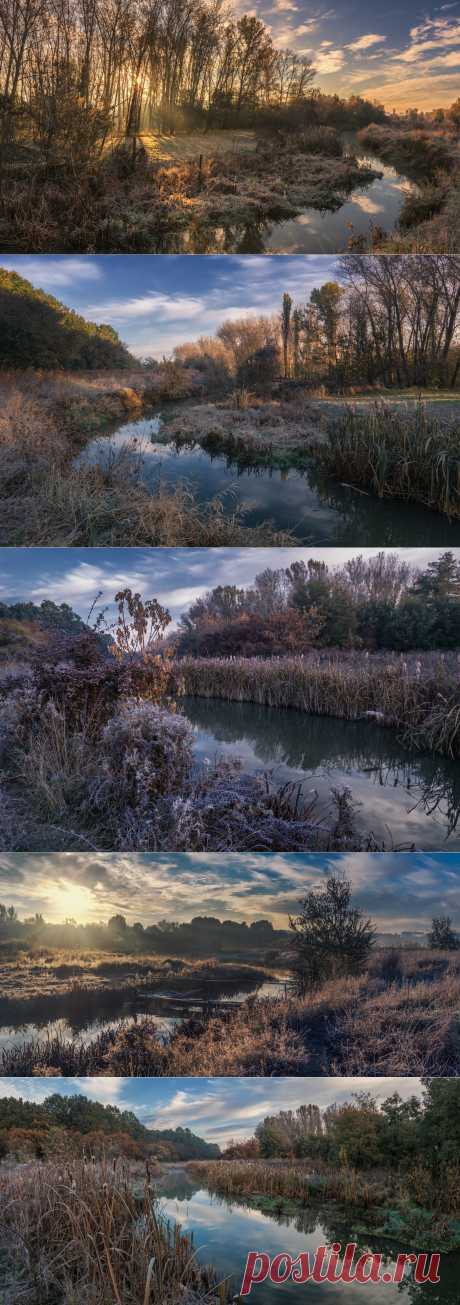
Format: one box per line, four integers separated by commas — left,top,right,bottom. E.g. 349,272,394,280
178,652,460,758
187,1159,390,1211
0,1157,229,1303
319,405,460,518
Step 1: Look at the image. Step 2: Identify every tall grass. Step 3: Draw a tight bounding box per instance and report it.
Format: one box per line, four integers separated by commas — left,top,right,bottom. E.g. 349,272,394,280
0,1157,229,1303
187,1159,390,1211
319,404,460,518
178,652,460,758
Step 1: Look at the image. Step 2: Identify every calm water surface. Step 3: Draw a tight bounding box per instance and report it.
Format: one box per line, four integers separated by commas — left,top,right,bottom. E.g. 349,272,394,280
159,1170,459,1302
0,975,283,1053
181,697,460,849
77,412,460,546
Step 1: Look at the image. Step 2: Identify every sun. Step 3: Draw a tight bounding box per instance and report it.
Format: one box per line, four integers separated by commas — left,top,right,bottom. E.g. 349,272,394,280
48,881,95,924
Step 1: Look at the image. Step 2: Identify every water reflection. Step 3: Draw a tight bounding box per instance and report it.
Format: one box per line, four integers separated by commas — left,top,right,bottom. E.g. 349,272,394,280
0,973,283,1052
181,697,460,848
77,414,460,547
158,1173,459,1302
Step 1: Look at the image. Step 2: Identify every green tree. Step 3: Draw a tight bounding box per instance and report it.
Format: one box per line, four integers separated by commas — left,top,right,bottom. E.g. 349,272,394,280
428,916,459,950
289,876,376,991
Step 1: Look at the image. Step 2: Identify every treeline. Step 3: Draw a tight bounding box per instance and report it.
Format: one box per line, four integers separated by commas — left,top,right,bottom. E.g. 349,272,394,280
0,270,132,370
0,0,389,164
176,551,460,656
232,1080,460,1174
176,255,460,392
0,907,287,956
0,1093,220,1162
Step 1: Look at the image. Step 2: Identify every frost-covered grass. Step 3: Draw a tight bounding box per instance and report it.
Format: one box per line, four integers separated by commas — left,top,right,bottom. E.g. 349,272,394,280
0,373,290,546
0,1158,228,1304
3,949,459,1079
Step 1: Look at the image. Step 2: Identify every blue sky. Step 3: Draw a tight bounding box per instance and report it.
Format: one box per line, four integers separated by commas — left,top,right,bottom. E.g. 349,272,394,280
1,548,456,627
0,852,458,932
0,1076,424,1143
1,255,338,357
235,2,460,110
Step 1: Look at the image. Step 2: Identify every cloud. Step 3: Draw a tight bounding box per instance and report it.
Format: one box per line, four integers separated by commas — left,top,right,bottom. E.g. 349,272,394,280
346,34,386,53
84,292,205,324
314,48,345,72
1,257,103,289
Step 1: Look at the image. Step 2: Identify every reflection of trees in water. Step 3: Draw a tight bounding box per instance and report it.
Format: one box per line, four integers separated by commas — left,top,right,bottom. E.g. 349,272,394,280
183,697,460,838
304,462,460,549
160,1177,459,1301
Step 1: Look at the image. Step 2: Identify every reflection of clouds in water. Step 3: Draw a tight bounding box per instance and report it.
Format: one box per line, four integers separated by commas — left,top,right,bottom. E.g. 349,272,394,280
351,194,384,214
160,1187,411,1304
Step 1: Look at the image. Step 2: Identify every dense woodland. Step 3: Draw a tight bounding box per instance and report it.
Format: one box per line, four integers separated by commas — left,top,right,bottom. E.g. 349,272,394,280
177,256,460,392
175,551,460,655
0,1092,220,1161
0,0,391,163
0,270,132,369
0,907,287,956
224,1080,460,1172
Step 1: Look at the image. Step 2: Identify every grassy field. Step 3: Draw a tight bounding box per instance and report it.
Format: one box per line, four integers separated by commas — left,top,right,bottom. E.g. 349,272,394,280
2,947,459,1078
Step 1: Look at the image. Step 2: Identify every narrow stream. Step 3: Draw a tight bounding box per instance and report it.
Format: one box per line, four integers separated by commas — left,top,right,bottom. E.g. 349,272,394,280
158,1169,459,1302
0,974,284,1054
76,412,460,546
264,139,412,253
181,697,460,849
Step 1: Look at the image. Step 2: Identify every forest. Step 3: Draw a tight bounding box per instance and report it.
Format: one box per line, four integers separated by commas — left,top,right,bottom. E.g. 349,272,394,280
175,551,460,655
0,905,287,957
0,1091,219,1161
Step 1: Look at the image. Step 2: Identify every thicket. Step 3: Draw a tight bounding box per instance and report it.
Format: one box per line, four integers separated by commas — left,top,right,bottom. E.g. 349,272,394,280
176,551,460,655
0,270,132,370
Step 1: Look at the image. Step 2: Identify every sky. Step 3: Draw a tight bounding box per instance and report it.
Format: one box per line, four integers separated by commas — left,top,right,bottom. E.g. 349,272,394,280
0,852,458,932
0,1076,424,1144
234,1,460,111
1,254,339,357
1,547,456,627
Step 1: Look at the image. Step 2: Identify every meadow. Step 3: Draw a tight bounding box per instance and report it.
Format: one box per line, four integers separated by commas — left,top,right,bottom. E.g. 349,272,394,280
2,943,458,1078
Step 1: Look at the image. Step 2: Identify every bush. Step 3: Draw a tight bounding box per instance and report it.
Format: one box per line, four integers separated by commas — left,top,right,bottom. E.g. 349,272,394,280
99,700,194,801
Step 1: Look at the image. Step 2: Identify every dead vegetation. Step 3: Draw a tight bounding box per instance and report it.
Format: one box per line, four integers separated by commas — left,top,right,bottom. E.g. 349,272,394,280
3,948,459,1079
0,373,292,545
0,1157,229,1304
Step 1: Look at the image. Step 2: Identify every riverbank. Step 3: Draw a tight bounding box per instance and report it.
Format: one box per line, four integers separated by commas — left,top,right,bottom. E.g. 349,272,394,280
356,125,460,253
3,947,459,1078
0,1158,228,1303
0,373,292,545
177,651,460,759
0,129,379,253
186,1157,460,1252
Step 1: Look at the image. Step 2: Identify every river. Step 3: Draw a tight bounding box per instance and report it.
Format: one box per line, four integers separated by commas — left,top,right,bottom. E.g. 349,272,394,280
180,696,460,849
158,1168,460,1302
76,412,460,546
0,972,284,1055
